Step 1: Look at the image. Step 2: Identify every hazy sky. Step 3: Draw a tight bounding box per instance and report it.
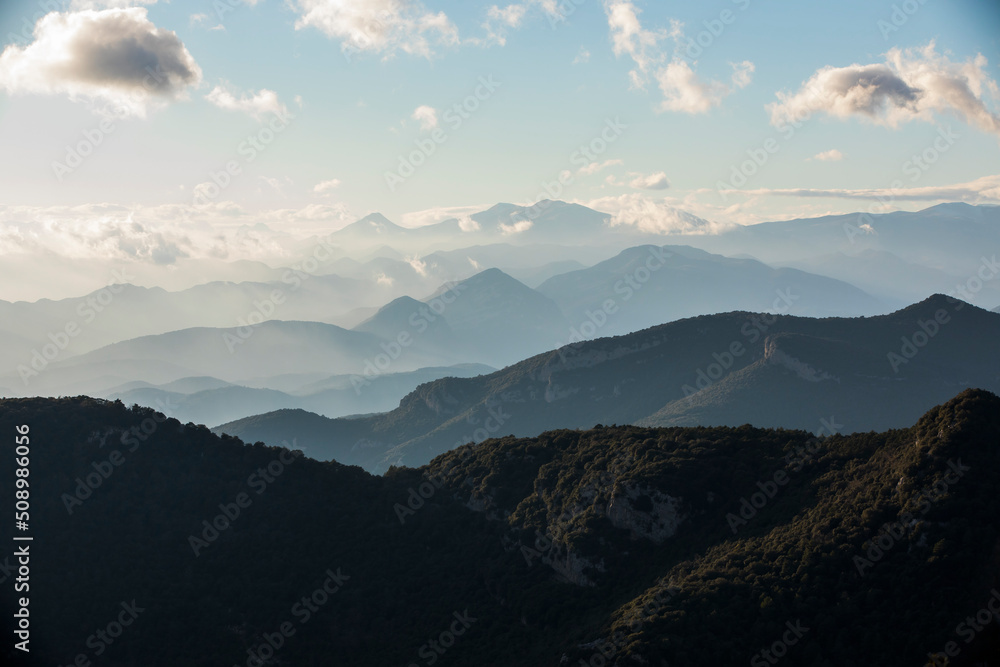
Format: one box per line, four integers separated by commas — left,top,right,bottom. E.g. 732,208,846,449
0,0,998,254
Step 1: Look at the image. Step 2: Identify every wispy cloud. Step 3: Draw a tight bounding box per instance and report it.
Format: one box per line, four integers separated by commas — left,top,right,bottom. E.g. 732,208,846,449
412,104,439,131
717,174,1000,202
630,171,670,190
291,0,459,59
587,193,734,234
809,149,845,162
578,159,623,176
206,84,290,120
602,1,753,114
313,179,342,195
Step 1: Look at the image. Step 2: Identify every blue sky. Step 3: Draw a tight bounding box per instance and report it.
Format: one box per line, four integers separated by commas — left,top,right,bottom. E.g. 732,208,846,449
0,0,998,240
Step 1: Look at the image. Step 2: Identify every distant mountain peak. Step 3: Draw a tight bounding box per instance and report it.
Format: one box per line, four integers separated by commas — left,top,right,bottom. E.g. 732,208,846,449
342,213,405,235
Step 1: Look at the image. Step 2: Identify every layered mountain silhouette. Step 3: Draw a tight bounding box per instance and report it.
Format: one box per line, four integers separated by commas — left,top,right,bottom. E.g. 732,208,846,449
104,364,494,426
216,295,1000,472
691,202,1000,305
5,390,1000,665
536,244,885,337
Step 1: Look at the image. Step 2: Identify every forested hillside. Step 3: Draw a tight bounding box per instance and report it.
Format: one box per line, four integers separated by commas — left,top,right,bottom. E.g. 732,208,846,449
3,390,1000,665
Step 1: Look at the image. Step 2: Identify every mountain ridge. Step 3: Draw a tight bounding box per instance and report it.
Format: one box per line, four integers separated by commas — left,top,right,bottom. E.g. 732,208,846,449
215,294,1000,471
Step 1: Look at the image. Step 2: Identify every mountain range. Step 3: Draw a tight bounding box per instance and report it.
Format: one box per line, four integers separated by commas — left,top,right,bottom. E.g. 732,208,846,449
1,241,892,426
215,294,1000,472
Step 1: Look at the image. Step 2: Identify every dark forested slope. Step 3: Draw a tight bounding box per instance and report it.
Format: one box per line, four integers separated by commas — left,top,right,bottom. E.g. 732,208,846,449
3,390,1000,665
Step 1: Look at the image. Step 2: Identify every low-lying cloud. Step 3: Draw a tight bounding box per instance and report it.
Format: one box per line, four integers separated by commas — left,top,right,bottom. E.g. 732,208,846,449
588,193,734,234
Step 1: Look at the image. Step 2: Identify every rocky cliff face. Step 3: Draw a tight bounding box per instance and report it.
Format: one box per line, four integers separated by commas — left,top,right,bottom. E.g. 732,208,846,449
764,334,837,383
606,481,684,543
449,446,687,586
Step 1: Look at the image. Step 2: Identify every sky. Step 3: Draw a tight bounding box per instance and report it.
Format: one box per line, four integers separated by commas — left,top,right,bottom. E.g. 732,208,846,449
0,0,998,268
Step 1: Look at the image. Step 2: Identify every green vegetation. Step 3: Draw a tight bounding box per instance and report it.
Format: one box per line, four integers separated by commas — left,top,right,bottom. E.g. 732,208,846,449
3,389,1000,665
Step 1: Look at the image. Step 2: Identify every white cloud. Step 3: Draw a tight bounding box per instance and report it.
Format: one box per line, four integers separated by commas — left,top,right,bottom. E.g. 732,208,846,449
259,176,289,196
292,0,459,59
767,42,1000,136
190,12,225,31
406,255,429,276
810,149,844,162
313,178,342,194
573,47,590,65
730,60,755,89
0,8,202,117
398,204,485,228
0,202,366,284
499,219,533,234
411,104,438,131
604,0,666,83
69,0,159,8
656,60,730,114
471,1,567,47
375,271,395,286
586,193,734,234
602,1,752,114
488,3,527,27
205,84,289,120
630,171,670,190
459,216,481,232
578,159,623,176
